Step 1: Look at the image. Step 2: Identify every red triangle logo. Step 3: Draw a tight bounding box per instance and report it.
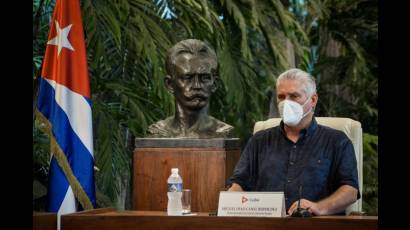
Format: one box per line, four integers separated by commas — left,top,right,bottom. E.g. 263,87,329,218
241,196,248,204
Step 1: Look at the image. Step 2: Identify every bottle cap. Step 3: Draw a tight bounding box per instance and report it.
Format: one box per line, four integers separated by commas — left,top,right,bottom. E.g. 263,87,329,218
171,168,179,174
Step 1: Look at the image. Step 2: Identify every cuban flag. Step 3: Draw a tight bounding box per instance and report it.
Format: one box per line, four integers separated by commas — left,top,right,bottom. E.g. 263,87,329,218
36,0,96,221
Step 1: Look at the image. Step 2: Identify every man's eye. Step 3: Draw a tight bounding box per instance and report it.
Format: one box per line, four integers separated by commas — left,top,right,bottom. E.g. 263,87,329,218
201,74,211,81
183,75,193,80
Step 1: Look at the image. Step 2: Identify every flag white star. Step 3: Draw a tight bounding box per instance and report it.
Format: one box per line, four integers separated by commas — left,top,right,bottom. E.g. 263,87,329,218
47,20,75,56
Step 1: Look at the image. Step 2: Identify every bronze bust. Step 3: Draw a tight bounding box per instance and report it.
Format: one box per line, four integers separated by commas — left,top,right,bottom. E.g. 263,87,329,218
147,39,234,138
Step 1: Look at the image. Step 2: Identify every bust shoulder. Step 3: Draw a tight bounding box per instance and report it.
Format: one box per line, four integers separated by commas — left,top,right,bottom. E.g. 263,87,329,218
209,116,235,137
147,117,175,137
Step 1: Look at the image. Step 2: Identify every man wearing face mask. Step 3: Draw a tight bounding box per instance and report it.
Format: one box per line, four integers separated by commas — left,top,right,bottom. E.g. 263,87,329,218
227,68,360,216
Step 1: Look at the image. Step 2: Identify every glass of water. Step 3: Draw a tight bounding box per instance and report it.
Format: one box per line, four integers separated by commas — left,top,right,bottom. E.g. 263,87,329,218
182,189,191,214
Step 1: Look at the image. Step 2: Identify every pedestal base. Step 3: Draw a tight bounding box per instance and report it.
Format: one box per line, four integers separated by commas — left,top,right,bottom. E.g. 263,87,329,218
132,138,240,212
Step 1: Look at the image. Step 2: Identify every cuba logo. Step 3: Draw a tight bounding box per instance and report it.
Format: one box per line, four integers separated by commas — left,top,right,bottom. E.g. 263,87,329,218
241,196,248,204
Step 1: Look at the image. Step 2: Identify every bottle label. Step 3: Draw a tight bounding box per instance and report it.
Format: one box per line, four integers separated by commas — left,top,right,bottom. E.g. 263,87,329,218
168,183,182,192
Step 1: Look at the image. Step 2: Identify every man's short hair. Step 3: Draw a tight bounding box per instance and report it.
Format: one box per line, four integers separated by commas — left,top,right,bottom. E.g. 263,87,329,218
165,39,218,77
276,68,317,97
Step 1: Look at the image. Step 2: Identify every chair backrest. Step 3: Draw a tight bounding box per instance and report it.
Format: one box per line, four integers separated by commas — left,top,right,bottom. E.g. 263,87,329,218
253,117,363,215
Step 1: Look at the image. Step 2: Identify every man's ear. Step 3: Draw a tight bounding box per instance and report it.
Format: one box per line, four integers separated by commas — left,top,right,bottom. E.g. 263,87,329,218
311,93,318,108
164,75,174,94
211,70,219,93
211,78,218,93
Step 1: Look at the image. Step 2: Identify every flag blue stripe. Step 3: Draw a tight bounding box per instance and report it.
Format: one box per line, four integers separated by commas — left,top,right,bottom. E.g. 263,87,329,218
83,95,92,106
47,157,70,212
37,78,96,211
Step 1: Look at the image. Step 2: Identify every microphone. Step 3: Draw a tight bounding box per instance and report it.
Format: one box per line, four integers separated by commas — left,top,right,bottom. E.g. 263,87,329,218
291,185,312,217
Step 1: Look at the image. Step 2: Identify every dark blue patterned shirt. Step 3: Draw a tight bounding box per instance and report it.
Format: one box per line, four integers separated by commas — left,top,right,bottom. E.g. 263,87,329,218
227,118,360,213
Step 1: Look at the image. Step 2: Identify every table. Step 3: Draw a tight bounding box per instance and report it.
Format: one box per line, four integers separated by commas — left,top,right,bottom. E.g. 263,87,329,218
58,208,378,230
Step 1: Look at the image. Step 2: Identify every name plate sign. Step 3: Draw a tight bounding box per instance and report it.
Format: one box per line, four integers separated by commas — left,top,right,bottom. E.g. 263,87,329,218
217,192,285,217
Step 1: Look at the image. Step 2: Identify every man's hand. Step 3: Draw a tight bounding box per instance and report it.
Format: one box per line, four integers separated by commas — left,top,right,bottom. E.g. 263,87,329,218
227,183,243,191
287,185,358,216
287,199,324,216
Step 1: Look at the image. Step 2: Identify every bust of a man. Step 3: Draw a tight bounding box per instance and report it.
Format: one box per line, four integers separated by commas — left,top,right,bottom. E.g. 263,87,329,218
147,39,234,138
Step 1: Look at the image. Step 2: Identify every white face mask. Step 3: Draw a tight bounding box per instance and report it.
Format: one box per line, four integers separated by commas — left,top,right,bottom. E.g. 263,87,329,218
278,97,312,127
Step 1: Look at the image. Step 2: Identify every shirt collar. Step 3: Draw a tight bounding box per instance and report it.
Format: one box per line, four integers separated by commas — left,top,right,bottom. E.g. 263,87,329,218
279,116,318,140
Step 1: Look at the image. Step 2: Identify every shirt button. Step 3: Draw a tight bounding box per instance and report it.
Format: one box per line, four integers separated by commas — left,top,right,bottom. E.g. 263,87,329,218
285,198,288,200
293,145,297,148
289,161,294,165
287,179,291,183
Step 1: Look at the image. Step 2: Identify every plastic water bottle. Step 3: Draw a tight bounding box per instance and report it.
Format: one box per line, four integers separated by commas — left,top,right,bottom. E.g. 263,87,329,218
167,168,183,216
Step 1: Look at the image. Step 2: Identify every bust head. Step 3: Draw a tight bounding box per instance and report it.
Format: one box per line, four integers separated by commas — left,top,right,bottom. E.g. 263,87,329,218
165,39,218,111
147,39,234,138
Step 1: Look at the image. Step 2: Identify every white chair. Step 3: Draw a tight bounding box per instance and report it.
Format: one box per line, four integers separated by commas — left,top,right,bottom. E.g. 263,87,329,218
253,117,363,215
